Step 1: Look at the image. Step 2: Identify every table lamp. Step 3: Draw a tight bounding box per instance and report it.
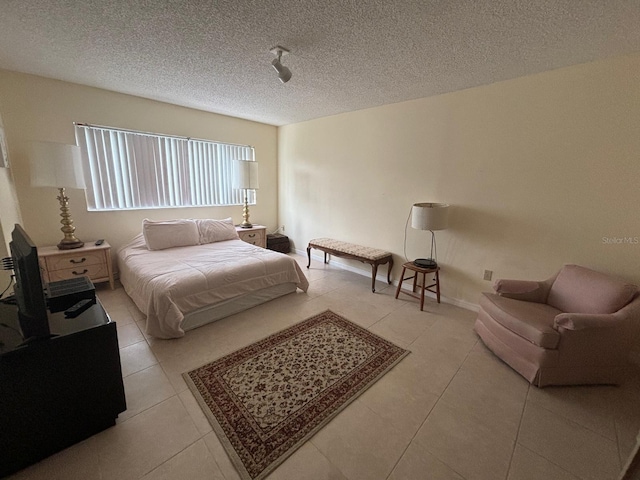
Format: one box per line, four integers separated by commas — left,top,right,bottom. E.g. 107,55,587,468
29,141,86,250
234,159,259,228
411,202,450,268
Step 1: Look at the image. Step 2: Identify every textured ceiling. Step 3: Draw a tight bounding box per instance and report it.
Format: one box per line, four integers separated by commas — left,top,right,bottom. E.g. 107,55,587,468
1,1,639,126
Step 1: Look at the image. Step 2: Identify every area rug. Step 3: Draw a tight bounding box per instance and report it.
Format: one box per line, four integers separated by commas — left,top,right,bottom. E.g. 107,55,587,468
183,310,409,480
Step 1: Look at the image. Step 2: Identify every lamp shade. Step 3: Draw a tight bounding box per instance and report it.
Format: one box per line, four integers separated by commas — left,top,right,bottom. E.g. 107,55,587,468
411,203,450,231
235,160,259,190
29,141,85,189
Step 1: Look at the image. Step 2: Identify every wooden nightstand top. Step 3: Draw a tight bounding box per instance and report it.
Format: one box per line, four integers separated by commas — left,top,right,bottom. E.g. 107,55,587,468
235,225,265,232
38,241,111,257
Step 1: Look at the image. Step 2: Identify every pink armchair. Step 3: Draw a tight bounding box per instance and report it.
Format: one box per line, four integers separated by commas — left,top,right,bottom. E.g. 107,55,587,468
474,264,640,386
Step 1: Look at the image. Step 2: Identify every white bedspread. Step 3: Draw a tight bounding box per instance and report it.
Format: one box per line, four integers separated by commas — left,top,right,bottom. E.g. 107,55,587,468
117,235,309,338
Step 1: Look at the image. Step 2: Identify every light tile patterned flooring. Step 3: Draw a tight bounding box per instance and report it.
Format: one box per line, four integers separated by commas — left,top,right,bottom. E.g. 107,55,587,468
9,253,640,480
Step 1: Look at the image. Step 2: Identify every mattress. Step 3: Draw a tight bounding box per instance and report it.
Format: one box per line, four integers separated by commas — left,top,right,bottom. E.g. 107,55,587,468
117,234,309,338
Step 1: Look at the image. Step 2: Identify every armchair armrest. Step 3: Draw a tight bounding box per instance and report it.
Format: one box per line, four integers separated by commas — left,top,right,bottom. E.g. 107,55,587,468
493,279,548,303
555,292,640,331
554,312,619,331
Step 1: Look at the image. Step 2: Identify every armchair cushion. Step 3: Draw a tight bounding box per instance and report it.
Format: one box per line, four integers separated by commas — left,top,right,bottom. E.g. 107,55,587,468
493,279,548,303
547,264,637,315
480,293,561,348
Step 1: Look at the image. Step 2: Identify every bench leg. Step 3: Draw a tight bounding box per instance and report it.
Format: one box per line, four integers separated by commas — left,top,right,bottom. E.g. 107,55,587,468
387,257,393,284
324,252,328,264
371,263,379,292
306,246,312,268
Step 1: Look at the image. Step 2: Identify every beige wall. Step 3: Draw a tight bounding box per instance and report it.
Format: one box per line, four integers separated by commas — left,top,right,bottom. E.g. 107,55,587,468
0,164,21,289
2,54,639,308
0,70,278,265
0,111,23,289
279,53,640,307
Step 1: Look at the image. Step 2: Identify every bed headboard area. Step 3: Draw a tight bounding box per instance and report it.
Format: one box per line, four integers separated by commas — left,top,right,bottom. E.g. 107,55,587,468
142,218,239,251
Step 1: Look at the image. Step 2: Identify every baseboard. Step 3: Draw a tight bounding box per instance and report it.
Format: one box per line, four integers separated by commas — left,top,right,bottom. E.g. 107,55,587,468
298,248,479,312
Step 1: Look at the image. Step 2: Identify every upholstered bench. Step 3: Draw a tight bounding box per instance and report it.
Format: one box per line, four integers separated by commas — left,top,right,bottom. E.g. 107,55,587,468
307,238,393,292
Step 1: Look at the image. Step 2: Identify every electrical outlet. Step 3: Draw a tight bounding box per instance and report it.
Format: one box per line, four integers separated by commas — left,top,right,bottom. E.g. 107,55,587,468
281,225,285,232
483,270,493,281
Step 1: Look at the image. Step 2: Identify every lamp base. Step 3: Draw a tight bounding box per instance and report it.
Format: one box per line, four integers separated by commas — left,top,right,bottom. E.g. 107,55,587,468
413,258,438,269
57,239,84,250
240,191,253,229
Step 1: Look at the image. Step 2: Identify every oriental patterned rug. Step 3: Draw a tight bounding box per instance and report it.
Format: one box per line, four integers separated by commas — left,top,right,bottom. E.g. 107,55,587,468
183,310,409,480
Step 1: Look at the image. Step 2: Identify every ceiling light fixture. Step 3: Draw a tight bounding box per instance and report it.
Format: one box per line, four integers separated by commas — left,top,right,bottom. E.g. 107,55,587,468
270,46,292,83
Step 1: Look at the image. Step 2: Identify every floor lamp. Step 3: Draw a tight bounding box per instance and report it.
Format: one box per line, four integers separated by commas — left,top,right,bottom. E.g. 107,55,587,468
411,202,450,269
235,160,259,228
29,141,86,250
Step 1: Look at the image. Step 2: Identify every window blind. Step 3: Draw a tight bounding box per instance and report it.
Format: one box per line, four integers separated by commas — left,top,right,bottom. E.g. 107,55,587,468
75,124,255,211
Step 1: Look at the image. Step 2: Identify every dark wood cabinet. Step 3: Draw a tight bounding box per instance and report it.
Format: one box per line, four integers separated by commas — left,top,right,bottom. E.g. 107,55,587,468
0,301,126,477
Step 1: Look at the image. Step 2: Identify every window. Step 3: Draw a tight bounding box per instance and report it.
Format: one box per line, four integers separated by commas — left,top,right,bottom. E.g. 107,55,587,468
75,124,255,211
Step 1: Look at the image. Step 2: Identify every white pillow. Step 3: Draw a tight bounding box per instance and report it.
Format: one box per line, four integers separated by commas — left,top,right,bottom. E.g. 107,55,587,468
142,219,200,250
196,218,239,244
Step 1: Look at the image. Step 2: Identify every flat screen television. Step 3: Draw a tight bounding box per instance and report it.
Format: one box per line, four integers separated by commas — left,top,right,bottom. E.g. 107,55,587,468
9,224,50,339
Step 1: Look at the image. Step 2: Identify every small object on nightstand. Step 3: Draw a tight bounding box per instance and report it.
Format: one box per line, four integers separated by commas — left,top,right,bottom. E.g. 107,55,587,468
94,239,104,246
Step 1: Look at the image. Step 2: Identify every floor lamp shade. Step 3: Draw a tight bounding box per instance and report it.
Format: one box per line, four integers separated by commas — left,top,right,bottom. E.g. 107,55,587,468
28,141,86,250
411,203,450,231
234,160,259,228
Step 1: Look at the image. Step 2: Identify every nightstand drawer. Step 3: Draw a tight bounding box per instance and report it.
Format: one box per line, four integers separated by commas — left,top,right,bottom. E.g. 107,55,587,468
236,225,266,248
239,231,262,245
47,263,110,282
45,250,105,271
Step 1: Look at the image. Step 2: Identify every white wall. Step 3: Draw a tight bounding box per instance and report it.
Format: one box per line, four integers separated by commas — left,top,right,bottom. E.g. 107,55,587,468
278,53,640,307
0,70,278,268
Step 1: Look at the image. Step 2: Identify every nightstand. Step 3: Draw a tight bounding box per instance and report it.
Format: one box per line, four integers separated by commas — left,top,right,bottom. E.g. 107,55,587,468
236,225,266,248
38,242,115,289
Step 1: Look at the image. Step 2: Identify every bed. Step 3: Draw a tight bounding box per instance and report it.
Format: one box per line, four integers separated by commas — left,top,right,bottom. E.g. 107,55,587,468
117,219,309,338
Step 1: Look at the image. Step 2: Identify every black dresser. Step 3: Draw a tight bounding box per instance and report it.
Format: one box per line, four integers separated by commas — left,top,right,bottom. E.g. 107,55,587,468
0,300,126,477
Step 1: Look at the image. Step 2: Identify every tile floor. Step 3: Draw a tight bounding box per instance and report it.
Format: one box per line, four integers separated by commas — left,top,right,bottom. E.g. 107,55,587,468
9,254,640,480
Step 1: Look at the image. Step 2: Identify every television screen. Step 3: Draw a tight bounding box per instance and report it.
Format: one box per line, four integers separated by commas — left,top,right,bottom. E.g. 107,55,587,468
10,224,50,339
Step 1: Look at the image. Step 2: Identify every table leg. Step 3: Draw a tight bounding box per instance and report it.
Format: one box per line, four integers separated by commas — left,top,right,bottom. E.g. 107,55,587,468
395,266,407,299
420,272,426,311
435,270,441,303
